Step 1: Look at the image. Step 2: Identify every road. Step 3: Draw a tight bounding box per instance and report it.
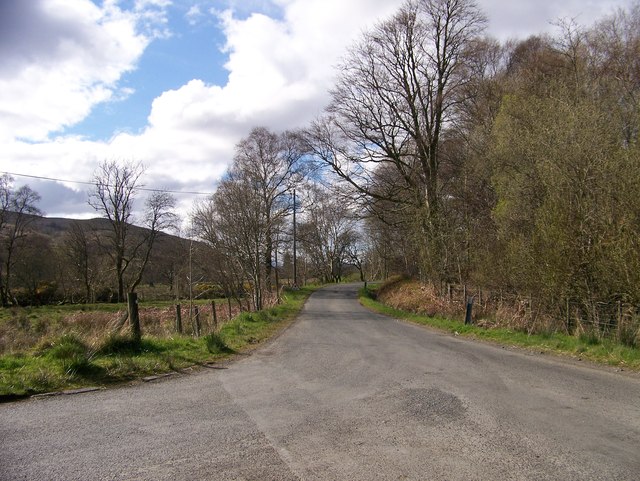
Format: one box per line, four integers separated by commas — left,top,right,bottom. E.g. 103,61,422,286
1,283,639,480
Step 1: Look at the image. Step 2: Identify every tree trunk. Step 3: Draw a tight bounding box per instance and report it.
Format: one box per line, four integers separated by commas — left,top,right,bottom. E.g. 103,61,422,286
0,273,7,307
128,292,141,341
265,226,273,293
175,304,182,334
116,255,125,303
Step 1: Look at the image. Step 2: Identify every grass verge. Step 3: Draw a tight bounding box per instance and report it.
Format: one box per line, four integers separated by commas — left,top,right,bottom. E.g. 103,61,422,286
360,286,640,371
0,286,317,401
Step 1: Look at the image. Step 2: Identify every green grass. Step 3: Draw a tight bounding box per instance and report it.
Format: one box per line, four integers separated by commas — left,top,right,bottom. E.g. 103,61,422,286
360,286,640,371
0,286,318,400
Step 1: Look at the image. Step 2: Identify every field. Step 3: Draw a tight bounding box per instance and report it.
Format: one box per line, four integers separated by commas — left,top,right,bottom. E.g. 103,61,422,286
0,287,317,400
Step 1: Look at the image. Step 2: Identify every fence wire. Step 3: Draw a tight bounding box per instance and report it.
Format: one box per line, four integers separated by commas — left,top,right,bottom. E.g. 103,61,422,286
441,283,640,345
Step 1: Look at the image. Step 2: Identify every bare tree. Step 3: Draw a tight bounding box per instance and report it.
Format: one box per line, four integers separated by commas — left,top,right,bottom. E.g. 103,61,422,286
62,221,95,302
192,178,266,309
0,174,43,306
306,0,486,281
586,4,640,146
88,161,142,302
190,198,246,306
298,185,359,283
89,160,176,302
13,234,56,305
128,191,178,293
232,127,306,292
190,127,306,310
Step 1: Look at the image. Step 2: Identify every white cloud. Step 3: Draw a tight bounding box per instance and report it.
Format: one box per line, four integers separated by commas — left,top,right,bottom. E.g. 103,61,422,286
0,0,450,219
0,0,156,142
2,0,632,221
135,0,172,38
125,0,404,171
63,0,402,211
186,4,203,25
3,0,405,220
477,0,632,40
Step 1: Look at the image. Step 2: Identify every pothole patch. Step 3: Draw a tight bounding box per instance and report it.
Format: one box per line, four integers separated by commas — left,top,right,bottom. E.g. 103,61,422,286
403,387,465,423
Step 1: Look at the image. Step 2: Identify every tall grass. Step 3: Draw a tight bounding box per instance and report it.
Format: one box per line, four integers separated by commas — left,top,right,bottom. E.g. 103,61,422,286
0,299,245,357
361,284,640,370
0,286,318,399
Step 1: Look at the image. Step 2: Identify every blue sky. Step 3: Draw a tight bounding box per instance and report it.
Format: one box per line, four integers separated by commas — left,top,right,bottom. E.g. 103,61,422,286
67,2,231,140
0,0,632,221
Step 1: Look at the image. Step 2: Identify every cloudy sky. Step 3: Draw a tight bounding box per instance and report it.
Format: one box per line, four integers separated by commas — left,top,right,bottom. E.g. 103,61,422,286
0,0,632,221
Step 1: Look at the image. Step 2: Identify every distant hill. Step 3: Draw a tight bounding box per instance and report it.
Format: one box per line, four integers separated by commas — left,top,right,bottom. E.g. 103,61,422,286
17,213,185,246
25,215,111,238
2,212,205,303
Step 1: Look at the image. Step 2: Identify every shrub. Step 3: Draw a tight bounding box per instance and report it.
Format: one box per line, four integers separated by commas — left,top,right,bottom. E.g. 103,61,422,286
98,334,143,355
579,331,601,346
617,317,639,348
204,333,232,354
44,334,93,374
254,310,272,323
237,312,255,323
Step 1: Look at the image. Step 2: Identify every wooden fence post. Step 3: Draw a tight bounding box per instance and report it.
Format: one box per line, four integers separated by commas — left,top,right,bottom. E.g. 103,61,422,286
464,296,474,325
175,304,182,334
128,292,141,342
211,300,218,332
227,297,232,320
617,300,622,328
194,306,201,337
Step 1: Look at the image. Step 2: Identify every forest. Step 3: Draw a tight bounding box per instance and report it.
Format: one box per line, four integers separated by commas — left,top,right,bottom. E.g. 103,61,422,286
2,0,639,343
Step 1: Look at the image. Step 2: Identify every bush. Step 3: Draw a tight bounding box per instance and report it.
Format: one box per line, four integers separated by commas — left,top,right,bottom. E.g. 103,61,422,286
254,310,272,323
237,312,255,323
44,334,93,374
94,287,117,303
578,331,601,346
204,333,232,354
98,334,143,355
618,318,640,348
13,282,63,306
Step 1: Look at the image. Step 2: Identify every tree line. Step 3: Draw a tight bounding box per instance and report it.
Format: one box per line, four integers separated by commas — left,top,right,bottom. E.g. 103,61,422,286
3,0,640,336
306,0,640,329
0,163,181,306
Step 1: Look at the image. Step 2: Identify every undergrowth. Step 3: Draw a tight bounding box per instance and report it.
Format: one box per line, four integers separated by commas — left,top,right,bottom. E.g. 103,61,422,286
0,286,318,400
360,284,640,371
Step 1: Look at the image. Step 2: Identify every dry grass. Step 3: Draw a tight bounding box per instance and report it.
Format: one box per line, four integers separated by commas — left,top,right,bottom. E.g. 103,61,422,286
377,279,454,318
361,285,640,370
1,286,319,398
0,302,244,356
377,278,569,336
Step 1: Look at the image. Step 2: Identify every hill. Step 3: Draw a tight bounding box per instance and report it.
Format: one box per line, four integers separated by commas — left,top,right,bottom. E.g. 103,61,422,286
2,212,205,304
21,214,180,245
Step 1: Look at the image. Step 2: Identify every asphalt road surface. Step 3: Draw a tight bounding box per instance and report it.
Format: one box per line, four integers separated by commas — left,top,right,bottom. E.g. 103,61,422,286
1,283,639,480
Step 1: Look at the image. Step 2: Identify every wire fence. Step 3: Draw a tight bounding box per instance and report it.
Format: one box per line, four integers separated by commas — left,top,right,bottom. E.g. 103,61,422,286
440,284,640,346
